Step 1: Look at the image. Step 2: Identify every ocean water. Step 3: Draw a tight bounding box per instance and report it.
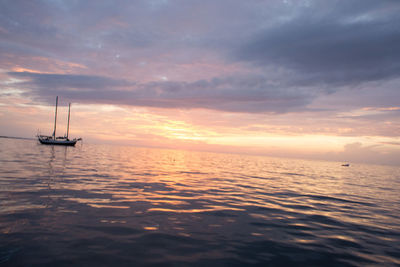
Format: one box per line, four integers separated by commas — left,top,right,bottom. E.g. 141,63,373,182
0,138,399,266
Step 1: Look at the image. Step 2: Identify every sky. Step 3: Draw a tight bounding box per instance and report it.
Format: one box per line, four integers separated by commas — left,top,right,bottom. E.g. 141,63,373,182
1,0,400,165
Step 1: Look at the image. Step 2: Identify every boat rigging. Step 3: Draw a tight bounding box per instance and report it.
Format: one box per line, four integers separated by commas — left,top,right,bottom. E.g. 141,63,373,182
37,96,81,146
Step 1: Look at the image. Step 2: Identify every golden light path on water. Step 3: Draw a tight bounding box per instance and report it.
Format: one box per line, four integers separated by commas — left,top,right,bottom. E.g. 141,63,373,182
0,138,399,265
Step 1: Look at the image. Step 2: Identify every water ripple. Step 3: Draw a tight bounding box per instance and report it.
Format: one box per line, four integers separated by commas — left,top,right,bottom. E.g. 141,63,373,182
1,139,400,265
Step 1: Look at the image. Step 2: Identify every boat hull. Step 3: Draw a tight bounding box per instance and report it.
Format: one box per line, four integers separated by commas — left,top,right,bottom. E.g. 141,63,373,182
38,137,77,146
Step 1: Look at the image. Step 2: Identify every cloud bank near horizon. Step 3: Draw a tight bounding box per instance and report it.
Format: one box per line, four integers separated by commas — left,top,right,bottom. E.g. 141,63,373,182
8,71,322,113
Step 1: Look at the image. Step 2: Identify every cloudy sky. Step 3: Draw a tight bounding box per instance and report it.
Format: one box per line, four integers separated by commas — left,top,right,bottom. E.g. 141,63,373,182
1,0,400,165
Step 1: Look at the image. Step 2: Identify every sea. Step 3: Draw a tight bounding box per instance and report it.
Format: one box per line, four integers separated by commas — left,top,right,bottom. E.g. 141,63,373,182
0,137,399,266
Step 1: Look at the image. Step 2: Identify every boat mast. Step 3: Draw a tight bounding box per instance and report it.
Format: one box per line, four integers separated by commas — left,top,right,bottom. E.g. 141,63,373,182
53,96,58,139
66,103,71,139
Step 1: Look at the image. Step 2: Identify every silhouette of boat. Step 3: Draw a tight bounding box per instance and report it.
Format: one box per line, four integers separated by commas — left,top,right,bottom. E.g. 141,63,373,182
38,96,81,146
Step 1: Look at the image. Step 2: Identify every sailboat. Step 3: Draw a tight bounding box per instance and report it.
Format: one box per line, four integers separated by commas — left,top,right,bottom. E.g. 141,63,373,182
38,96,81,146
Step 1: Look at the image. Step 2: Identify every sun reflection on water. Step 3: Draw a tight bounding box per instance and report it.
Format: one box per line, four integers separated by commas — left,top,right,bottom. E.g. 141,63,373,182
1,139,400,265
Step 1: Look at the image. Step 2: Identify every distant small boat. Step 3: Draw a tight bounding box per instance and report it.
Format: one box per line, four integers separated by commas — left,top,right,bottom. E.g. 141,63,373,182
341,163,350,167
38,96,81,146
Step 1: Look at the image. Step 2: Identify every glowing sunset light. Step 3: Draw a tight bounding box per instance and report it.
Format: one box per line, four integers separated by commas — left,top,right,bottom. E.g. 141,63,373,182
1,0,400,165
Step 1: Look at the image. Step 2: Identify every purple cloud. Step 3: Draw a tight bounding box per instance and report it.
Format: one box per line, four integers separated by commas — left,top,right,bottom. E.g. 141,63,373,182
8,71,316,113
234,0,400,85
1,0,399,115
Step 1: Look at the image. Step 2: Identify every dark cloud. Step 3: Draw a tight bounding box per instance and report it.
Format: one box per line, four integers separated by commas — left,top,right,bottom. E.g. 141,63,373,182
234,0,400,85
1,0,400,114
8,71,316,113
8,72,133,89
